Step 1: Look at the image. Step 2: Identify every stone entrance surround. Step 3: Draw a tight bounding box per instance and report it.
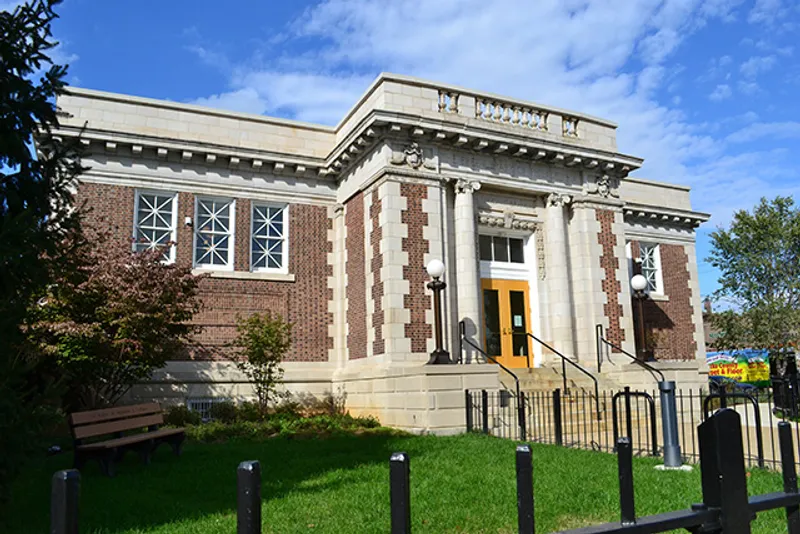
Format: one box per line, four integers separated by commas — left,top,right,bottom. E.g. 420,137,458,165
53,73,710,434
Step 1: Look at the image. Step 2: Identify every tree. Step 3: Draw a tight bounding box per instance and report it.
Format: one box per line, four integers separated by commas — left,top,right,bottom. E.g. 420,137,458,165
707,196,800,350
231,312,291,417
0,0,84,503
28,242,203,409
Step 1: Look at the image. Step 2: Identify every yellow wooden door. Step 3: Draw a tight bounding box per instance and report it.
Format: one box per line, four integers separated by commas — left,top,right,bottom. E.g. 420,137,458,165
481,279,532,368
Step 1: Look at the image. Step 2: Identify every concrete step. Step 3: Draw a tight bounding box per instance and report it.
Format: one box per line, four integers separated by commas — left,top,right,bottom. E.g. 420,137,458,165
501,365,624,394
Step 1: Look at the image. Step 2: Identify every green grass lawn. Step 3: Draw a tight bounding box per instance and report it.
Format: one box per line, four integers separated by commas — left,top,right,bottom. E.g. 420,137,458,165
5,432,789,533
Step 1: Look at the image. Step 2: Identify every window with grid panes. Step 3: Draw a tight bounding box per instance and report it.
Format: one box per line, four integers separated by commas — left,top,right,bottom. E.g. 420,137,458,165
133,191,177,262
194,197,234,269
479,235,525,264
639,242,663,294
251,204,287,272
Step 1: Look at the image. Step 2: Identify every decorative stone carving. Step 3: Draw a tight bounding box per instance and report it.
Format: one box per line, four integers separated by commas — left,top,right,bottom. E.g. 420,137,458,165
583,174,620,198
477,211,538,231
546,193,571,208
390,142,436,170
535,225,546,280
454,179,481,194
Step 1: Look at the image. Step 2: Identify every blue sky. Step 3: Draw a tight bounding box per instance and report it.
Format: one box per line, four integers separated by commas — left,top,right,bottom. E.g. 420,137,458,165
8,0,800,300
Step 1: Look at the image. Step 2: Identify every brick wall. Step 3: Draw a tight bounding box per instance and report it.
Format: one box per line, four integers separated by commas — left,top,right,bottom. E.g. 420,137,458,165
345,191,367,360
76,182,135,249
370,190,385,356
75,181,332,362
401,183,432,353
596,210,625,351
630,241,696,361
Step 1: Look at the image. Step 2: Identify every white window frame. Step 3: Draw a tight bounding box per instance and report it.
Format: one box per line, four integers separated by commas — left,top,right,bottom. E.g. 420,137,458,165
478,230,531,281
193,196,236,271
250,202,289,274
639,242,664,296
132,189,178,264
627,241,664,296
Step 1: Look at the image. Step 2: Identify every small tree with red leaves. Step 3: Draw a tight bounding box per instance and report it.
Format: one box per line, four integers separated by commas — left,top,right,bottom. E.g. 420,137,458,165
28,240,203,409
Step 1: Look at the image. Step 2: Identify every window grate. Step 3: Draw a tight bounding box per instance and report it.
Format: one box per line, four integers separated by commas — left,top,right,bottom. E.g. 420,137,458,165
251,204,287,271
194,198,234,268
186,397,231,422
639,243,662,294
134,191,177,262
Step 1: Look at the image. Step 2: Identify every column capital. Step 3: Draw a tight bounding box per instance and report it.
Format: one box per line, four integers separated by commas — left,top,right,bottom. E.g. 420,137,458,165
546,193,572,208
454,179,481,195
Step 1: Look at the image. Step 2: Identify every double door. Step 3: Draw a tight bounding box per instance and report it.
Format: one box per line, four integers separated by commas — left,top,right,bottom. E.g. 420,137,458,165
481,279,532,368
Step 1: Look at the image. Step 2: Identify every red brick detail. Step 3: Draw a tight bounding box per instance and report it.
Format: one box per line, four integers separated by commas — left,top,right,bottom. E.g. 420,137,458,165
346,192,367,359
77,183,332,362
631,241,696,361
74,181,135,250
596,210,625,352
401,183,432,353
370,191,385,356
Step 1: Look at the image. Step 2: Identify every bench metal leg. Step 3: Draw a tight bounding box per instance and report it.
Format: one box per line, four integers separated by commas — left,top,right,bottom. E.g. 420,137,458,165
100,450,117,477
168,434,185,457
138,440,154,465
73,450,87,471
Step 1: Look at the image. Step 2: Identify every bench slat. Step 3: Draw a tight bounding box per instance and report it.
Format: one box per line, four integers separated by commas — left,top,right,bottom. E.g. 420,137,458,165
69,403,162,426
76,428,184,450
73,413,165,440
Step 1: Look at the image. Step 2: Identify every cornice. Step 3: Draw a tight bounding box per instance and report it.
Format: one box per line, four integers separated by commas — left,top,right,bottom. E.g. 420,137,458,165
48,107,644,190
79,169,336,206
324,110,643,180
623,202,710,229
47,125,338,181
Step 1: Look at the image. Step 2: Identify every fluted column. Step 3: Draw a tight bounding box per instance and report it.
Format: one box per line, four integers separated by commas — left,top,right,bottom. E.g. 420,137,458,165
545,193,576,359
454,179,482,363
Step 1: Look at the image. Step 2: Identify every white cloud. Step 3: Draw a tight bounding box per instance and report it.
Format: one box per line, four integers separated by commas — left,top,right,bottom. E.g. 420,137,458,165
698,55,734,82
740,55,777,78
191,88,267,115
726,121,800,143
737,80,760,94
187,0,798,226
748,0,784,25
709,84,732,101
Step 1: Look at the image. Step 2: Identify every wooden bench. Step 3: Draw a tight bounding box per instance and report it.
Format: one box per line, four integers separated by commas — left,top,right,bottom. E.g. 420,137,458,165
68,402,185,477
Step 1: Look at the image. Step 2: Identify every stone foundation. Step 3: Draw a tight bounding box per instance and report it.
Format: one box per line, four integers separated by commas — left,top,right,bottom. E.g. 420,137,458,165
125,361,502,435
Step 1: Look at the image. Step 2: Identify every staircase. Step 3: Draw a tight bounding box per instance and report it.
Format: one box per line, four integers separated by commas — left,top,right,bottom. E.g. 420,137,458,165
508,365,624,394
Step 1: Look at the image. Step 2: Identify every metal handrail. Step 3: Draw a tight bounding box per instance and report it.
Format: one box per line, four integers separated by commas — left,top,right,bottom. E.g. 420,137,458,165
595,324,665,383
459,321,527,439
458,321,520,398
524,332,601,420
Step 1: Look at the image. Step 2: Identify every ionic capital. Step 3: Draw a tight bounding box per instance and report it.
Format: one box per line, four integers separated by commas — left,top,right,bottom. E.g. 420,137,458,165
546,193,572,208
454,179,481,195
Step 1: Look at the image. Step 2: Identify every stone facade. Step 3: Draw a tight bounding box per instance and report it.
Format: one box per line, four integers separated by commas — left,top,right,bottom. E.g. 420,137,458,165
54,73,711,433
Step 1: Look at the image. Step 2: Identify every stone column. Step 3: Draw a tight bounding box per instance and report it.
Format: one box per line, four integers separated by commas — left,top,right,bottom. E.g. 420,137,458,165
545,193,576,359
454,179,482,363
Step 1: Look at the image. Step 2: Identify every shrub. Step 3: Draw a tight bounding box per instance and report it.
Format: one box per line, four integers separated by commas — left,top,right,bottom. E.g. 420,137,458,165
275,391,348,417
184,413,389,443
237,401,263,422
208,401,237,424
164,405,201,427
28,243,202,410
231,312,291,418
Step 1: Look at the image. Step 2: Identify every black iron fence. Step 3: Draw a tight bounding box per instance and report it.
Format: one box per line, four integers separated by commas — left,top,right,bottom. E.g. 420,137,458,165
467,386,800,471
51,409,800,533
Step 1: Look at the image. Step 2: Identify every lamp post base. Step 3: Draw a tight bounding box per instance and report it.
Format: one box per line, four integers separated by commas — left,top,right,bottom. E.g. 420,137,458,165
427,349,452,365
